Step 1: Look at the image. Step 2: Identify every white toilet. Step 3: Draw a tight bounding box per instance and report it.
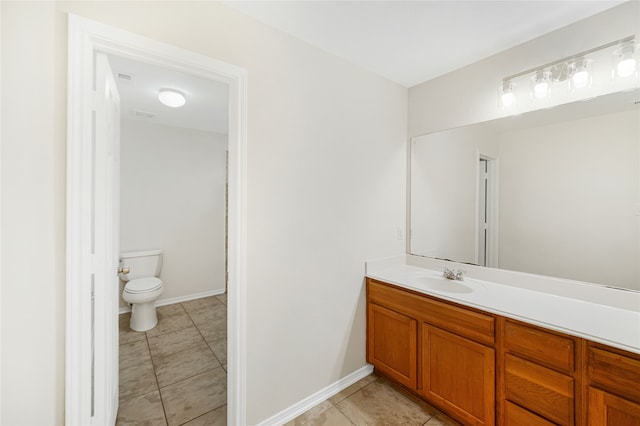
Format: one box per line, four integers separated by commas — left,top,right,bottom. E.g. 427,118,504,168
119,249,165,332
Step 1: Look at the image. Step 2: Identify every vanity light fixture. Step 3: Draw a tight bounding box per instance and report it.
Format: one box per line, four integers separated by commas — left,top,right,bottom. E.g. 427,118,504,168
158,89,186,108
499,35,637,108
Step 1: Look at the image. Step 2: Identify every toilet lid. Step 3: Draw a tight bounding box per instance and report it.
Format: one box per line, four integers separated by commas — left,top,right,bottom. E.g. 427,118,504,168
125,277,163,294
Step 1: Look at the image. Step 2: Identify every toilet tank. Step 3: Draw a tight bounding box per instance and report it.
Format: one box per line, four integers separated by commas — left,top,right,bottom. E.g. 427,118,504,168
119,249,163,281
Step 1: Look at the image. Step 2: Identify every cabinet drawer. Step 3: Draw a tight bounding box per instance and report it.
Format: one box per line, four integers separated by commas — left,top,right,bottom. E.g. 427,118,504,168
504,401,555,426
504,320,575,374
505,354,574,425
588,346,640,403
368,279,494,345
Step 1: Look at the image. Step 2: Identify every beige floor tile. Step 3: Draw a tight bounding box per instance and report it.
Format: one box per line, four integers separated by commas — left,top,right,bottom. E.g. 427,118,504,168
153,343,221,388
146,304,194,338
197,317,227,344
337,380,433,426
424,416,459,426
119,358,158,402
119,313,147,344
119,340,158,401
215,293,227,305
148,326,206,358
116,390,167,426
208,338,227,365
182,405,227,426
329,374,379,405
182,296,223,315
285,401,353,426
186,303,226,327
120,339,151,369
160,367,227,426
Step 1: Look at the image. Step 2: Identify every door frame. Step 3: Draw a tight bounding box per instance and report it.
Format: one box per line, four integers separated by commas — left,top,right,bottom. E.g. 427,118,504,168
66,15,248,425
475,152,499,268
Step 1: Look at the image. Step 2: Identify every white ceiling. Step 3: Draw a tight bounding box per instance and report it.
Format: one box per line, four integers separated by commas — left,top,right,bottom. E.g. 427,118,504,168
108,54,229,134
224,0,625,87
108,1,625,132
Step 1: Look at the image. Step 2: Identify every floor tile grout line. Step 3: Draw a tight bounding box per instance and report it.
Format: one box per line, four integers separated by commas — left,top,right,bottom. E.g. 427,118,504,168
157,364,224,391
176,404,227,426
145,331,171,426
181,301,227,366
331,392,359,426
149,337,213,362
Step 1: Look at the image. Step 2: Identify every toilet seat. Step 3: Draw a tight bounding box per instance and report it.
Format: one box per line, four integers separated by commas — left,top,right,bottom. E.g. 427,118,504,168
125,277,163,294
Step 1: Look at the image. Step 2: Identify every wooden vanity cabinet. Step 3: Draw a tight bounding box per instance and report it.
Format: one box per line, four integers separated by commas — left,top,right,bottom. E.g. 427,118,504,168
586,343,640,425
366,277,640,426
367,278,496,425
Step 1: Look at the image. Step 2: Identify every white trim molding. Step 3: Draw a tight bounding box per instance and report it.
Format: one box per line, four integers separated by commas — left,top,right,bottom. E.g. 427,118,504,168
256,365,375,426
66,14,248,425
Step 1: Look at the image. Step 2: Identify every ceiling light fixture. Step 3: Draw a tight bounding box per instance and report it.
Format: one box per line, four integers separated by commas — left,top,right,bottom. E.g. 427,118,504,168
158,89,186,108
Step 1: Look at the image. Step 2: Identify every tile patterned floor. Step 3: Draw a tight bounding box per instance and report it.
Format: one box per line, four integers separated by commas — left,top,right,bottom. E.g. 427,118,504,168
118,293,458,426
117,294,227,426
285,374,460,426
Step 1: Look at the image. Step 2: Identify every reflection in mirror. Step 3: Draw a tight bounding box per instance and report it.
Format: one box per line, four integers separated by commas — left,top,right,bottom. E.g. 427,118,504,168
410,90,640,291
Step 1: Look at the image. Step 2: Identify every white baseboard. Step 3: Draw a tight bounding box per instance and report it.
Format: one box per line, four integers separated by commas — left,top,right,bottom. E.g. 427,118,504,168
256,364,375,426
118,288,226,314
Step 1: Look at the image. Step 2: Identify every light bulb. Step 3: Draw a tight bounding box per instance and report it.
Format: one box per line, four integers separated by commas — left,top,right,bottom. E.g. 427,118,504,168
501,92,515,107
500,81,516,108
572,70,590,89
617,58,636,78
158,89,186,108
531,70,551,100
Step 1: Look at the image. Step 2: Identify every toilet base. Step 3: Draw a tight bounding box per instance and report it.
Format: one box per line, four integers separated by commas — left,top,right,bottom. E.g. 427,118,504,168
129,301,158,332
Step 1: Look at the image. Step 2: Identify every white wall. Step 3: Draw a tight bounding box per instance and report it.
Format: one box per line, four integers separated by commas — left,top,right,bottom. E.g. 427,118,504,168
120,120,227,308
408,1,640,136
498,110,639,289
1,2,407,424
411,125,498,263
1,2,66,423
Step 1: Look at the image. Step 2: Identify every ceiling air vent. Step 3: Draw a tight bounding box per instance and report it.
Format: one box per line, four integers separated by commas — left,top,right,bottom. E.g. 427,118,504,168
133,110,156,119
117,72,134,84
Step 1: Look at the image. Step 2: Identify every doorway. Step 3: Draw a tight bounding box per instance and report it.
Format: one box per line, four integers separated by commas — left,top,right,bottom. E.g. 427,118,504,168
66,15,247,425
477,155,498,268
111,53,229,423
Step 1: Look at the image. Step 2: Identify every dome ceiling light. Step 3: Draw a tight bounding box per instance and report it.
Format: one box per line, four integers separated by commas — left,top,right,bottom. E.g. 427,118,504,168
158,89,186,108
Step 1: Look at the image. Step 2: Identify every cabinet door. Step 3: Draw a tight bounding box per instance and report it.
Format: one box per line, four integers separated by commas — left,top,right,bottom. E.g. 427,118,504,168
367,303,417,389
422,324,495,425
588,387,640,425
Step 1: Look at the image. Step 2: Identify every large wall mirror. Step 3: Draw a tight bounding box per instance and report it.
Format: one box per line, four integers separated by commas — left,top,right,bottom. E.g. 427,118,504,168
410,89,640,291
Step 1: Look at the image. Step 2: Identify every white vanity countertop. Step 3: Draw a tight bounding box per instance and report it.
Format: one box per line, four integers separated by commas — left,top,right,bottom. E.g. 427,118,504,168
366,256,640,355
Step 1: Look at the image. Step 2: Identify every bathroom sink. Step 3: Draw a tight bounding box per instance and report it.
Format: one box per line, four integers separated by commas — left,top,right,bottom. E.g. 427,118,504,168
411,275,473,294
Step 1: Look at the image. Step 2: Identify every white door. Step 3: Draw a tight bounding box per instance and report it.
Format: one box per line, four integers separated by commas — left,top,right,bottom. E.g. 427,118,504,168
92,52,121,425
478,159,488,266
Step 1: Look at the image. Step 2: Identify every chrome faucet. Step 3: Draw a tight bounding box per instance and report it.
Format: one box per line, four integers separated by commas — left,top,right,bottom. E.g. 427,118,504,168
443,268,464,281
